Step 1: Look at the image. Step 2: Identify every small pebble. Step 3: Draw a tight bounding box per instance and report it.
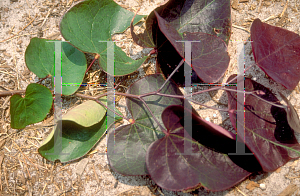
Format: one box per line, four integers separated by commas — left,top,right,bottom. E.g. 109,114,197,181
205,117,210,121
213,114,217,118
260,183,266,190
252,77,257,81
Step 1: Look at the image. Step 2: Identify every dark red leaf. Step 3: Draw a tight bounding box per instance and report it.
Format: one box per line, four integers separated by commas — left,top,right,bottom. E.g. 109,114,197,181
131,0,231,85
132,0,231,47
146,105,251,192
250,18,300,90
226,74,300,172
155,12,230,84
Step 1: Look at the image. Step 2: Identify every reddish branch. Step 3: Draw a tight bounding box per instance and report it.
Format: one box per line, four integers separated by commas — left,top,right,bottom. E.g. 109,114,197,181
0,90,25,97
0,58,286,133
85,54,100,75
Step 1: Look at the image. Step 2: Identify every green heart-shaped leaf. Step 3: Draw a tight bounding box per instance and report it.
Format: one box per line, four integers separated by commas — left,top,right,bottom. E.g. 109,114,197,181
10,83,53,129
25,38,87,95
60,0,147,76
38,99,122,163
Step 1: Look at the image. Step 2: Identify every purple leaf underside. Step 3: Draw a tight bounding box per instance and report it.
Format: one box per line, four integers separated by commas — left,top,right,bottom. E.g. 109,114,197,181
251,18,300,90
146,105,251,192
226,74,300,172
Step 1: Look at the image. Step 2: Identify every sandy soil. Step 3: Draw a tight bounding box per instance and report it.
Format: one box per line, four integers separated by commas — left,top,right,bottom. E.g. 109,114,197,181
0,0,300,195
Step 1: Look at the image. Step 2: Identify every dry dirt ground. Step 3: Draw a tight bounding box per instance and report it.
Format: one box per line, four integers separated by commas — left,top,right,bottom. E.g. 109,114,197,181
1,0,300,195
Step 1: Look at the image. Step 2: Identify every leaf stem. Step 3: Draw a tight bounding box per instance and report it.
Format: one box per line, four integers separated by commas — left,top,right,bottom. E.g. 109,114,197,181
85,54,100,75
156,59,184,93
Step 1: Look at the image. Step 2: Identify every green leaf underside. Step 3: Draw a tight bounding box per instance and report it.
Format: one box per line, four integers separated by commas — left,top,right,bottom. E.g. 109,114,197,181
62,99,107,127
38,117,107,163
60,0,147,76
25,38,86,95
10,83,53,129
107,74,186,175
39,100,122,163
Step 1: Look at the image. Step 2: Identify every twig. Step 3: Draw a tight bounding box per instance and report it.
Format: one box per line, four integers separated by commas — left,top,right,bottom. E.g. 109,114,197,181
232,24,250,33
235,186,248,196
0,14,37,43
280,0,289,18
40,7,54,27
262,15,278,22
41,183,47,195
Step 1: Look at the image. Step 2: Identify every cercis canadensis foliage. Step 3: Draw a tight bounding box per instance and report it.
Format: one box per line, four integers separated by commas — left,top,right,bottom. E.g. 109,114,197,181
5,0,300,193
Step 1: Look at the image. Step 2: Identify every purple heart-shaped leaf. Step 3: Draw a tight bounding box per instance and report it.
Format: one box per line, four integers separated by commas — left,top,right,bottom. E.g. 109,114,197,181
146,105,251,192
250,18,300,90
226,74,300,172
155,12,230,84
131,0,231,86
